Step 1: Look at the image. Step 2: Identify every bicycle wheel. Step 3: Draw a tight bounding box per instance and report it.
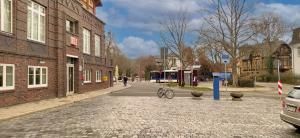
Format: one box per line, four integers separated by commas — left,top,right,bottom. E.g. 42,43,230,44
157,88,164,98
165,89,174,99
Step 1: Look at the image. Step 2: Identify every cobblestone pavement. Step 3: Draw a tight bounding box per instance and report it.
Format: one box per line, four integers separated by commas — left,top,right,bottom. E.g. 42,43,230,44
0,82,300,138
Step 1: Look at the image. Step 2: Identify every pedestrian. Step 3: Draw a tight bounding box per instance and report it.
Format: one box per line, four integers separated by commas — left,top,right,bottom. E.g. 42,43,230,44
123,76,128,86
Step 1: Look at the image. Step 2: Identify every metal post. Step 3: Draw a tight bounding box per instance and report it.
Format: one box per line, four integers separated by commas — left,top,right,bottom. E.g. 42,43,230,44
180,63,182,86
278,59,280,81
254,59,257,91
225,62,228,92
255,60,257,87
164,47,166,83
191,65,193,87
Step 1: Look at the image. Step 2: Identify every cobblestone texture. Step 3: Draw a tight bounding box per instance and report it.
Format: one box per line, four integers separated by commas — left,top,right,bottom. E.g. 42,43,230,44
0,83,299,138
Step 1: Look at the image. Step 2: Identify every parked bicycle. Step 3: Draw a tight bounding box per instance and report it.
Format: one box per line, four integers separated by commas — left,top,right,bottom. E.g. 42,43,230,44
157,88,174,99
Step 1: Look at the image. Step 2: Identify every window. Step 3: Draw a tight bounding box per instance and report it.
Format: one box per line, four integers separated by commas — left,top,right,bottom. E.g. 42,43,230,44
27,1,46,43
66,20,77,34
83,69,91,83
95,34,101,57
0,0,12,33
28,66,47,88
96,70,102,82
83,28,90,54
0,64,14,91
66,20,72,33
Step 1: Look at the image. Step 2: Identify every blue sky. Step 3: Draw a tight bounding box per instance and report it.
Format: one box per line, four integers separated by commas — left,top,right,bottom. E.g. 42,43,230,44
96,0,300,59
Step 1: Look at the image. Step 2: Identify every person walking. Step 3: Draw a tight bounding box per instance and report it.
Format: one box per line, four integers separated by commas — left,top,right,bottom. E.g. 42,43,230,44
123,76,128,86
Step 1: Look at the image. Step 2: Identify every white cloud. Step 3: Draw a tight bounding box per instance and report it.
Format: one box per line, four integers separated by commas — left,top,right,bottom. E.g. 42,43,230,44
96,8,109,23
254,3,300,26
99,1,300,58
101,0,207,34
118,36,159,59
253,3,300,43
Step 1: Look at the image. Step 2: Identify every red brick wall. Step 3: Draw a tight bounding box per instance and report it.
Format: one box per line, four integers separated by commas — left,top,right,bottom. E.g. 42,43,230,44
0,53,57,106
0,0,113,107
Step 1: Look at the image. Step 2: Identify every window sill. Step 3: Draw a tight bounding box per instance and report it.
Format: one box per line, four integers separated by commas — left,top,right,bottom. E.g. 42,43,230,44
84,81,92,84
28,85,48,89
66,31,79,36
96,81,102,83
0,87,15,93
0,31,14,38
83,53,91,56
27,39,46,45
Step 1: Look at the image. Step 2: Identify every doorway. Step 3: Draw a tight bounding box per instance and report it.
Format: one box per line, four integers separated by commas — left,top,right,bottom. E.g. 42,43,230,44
66,64,74,96
109,71,113,87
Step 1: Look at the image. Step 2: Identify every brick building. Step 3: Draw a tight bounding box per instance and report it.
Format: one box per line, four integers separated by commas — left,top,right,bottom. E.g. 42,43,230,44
238,41,292,77
0,0,113,107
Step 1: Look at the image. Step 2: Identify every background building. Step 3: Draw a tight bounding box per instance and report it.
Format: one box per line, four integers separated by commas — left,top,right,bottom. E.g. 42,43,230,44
291,28,300,76
238,41,292,78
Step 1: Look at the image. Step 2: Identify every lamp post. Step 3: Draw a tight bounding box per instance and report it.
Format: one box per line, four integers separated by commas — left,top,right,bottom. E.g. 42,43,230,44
224,60,228,92
163,47,166,83
222,54,229,92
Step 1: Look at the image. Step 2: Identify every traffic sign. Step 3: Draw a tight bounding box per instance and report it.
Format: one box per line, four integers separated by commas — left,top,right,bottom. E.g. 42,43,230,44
222,54,229,63
222,54,229,59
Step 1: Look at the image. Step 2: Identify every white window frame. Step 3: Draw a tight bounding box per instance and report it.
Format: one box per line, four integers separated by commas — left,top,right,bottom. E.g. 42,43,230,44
96,70,102,82
28,66,48,88
84,69,91,83
66,20,71,32
95,34,101,57
0,0,13,34
27,1,46,43
0,64,14,91
83,28,90,54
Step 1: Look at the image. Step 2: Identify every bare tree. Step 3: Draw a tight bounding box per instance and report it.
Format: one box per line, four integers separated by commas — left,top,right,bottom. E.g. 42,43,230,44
105,32,134,76
197,35,223,65
159,11,189,68
199,0,254,86
105,31,117,58
250,12,287,54
159,11,190,86
133,56,158,80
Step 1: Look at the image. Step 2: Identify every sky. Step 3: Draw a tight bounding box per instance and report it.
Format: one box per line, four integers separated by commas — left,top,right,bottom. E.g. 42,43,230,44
96,0,300,59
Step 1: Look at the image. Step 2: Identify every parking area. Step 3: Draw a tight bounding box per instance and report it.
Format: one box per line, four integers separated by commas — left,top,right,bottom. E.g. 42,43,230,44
0,82,299,137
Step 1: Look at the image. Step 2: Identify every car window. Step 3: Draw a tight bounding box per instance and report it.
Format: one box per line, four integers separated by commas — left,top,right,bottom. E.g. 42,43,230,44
288,90,300,99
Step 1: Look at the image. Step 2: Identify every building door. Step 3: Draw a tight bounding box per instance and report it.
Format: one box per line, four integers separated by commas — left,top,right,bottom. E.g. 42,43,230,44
184,71,191,86
109,71,113,87
66,64,74,96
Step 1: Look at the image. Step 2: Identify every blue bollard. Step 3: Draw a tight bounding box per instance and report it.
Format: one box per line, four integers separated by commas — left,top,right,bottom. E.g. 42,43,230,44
213,76,220,100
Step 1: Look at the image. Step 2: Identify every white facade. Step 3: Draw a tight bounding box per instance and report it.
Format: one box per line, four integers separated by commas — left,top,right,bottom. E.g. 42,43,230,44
293,43,300,76
167,56,181,70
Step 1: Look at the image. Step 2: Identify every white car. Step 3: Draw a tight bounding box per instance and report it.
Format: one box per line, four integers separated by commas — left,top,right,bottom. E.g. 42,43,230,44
280,86,300,129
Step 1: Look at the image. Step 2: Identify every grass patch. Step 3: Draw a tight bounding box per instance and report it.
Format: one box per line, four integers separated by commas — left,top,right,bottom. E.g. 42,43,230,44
166,83,178,87
182,86,212,91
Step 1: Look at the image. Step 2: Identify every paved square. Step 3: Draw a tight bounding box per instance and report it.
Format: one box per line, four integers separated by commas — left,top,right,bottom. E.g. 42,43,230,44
0,83,299,137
